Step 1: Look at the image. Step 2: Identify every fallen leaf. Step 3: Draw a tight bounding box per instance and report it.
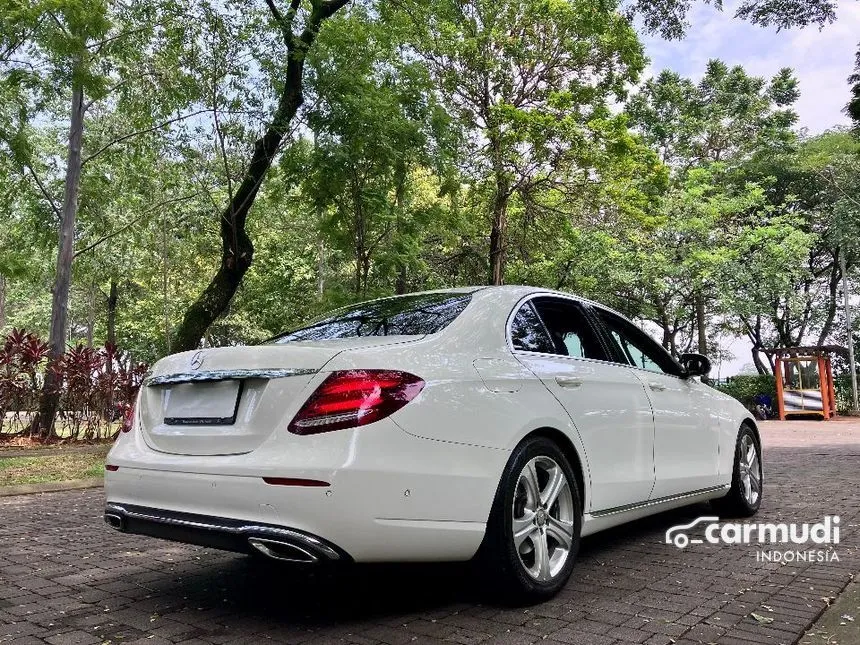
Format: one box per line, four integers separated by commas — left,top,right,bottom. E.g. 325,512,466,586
750,612,775,624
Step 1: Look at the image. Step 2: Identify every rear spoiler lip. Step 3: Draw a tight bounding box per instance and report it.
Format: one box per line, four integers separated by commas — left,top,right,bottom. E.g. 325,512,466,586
145,368,318,386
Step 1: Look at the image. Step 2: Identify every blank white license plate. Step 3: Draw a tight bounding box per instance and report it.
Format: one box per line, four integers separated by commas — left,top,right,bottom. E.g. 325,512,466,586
162,380,241,425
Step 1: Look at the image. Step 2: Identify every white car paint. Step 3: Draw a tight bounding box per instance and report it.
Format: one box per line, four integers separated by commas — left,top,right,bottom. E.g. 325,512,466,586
105,285,756,562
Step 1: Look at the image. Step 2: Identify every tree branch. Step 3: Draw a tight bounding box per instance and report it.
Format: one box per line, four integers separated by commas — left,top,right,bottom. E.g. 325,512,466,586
25,165,61,219
73,193,199,258
81,109,211,166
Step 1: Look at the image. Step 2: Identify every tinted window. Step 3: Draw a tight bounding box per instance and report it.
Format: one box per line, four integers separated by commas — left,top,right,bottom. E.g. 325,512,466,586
597,310,681,376
530,298,605,360
510,302,555,353
271,293,471,343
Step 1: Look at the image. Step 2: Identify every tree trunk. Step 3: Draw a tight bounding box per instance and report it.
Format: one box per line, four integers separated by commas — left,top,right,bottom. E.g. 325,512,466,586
751,348,769,375
35,84,85,437
317,238,326,297
86,282,96,347
394,162,407,295
487,125,509,286
0,274,6,329
694,291,707,355
817,256,841,346
172,0,351,352
488,181,509,286
106,278,118,347
162,212,172,353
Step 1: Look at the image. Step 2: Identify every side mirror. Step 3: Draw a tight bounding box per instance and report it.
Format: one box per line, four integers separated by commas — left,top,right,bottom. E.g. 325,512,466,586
680,352,711,378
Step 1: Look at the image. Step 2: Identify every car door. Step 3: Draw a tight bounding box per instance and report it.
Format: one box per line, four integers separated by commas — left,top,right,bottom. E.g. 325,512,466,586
510,296,656,512
591,307,721,498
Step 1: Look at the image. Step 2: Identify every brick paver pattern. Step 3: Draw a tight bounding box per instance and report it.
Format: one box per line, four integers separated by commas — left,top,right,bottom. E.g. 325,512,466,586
1,420,858,645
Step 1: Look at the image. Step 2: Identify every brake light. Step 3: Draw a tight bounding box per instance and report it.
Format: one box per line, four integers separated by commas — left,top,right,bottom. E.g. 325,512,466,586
288,369,424,435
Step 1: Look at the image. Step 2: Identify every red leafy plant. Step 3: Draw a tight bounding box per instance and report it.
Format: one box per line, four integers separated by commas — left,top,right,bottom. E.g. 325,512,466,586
0,329,49,434
0,330,147,442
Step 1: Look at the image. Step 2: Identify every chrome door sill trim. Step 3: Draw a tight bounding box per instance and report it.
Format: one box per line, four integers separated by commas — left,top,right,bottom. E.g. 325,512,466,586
146,368,317,386
591,485,730,518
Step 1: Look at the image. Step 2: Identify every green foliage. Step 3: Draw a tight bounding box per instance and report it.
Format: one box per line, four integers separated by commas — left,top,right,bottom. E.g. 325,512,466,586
849,42,860,129
627,0,840,40
716,374,776,408
0,0,857,382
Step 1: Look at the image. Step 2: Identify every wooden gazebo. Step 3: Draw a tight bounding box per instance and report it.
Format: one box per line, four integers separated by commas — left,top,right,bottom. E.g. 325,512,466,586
765,346,847,420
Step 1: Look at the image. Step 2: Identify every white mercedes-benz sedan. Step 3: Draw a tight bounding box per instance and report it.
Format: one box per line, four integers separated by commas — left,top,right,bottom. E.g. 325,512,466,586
104,286,762,600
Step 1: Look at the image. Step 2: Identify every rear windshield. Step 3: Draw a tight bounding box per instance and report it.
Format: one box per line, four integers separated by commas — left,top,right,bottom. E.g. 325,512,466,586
271,292,472,344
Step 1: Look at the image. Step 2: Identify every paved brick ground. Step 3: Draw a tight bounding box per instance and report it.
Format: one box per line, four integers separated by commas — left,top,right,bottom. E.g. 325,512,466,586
1,419,858,645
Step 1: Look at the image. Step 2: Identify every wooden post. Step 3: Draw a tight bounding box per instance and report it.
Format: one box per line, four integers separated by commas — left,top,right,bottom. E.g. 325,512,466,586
818,355,830,420
826,357,836,418
775,356,786,421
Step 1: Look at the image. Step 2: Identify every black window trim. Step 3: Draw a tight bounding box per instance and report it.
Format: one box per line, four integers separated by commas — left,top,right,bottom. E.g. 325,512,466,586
506,294,616,364
506,293,688,380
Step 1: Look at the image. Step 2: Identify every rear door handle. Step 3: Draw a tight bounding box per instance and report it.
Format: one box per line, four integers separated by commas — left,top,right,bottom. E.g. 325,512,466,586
556,377,584,389
648,382,666,392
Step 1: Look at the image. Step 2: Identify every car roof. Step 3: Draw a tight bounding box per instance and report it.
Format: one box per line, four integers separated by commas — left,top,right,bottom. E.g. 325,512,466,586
370,285,630,322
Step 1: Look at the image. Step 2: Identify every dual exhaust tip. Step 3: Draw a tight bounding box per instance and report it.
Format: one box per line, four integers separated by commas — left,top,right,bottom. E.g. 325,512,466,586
247,537,319,563
104,509,330,564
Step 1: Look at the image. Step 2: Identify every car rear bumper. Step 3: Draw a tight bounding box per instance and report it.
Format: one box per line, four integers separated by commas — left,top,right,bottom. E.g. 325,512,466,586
104,418,509,562
104,466,489,562
104,502,348,563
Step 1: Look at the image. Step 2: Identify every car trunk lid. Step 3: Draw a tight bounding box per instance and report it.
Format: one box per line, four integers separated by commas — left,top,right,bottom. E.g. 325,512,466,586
138,337,418,455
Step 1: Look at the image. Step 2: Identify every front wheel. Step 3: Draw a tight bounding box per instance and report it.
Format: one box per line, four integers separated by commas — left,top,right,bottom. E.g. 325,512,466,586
479,436,582,603
712,424,762,517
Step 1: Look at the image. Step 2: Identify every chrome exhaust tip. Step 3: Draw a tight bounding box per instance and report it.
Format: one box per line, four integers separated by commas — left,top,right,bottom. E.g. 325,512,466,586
248,537,319,563
104,513,125,530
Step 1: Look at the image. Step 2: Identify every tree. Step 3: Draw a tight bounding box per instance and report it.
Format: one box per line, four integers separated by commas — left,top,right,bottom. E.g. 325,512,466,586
626,61,800,362
389,0,646,285
848,42,860,129
171,0,351,351
297,8,450,296
627,0,844,40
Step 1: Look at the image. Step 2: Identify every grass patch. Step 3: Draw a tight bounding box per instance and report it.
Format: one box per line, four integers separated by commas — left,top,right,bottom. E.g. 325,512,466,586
0,448,110,486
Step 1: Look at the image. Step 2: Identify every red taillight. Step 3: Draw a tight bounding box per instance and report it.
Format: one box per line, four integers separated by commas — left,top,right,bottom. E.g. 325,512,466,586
288,369,424,435
106,464,119,472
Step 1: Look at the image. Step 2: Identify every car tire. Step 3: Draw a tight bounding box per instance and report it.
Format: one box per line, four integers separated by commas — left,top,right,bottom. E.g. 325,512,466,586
711,424,762,518
479,436,582,603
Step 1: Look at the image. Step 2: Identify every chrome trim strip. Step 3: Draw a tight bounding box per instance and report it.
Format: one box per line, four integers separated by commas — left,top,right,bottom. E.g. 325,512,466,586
146,368,317,386
105,503,341,560
591,485,730,518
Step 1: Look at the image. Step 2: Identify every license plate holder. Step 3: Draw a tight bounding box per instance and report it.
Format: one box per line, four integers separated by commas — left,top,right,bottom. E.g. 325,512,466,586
162,380,243,426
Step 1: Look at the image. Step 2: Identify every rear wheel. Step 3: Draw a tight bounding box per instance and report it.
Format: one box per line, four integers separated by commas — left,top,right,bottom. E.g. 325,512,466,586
480,436,581,602
712,424,762,517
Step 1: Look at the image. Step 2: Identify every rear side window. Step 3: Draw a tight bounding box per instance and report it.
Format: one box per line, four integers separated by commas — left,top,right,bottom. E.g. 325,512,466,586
271,293,472,343
510,302,555,353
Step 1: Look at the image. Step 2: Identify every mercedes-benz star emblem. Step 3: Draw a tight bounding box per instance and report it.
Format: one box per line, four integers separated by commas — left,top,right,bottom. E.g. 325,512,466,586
190,351,205,370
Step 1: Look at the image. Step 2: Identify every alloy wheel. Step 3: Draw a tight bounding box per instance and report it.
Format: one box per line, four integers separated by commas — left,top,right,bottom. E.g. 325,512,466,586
738,434,761,506
512,456,575,582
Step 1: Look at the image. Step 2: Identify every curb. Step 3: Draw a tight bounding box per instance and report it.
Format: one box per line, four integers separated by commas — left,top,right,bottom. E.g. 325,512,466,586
0,445,110,458
0,478,103,497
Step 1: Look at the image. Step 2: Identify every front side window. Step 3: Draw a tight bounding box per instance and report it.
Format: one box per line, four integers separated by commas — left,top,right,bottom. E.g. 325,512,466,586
271,292,472,343
523,297,605,360
597,309,682,376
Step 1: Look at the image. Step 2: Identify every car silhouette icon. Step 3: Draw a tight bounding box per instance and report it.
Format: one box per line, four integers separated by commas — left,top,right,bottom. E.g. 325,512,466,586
665,516,720,548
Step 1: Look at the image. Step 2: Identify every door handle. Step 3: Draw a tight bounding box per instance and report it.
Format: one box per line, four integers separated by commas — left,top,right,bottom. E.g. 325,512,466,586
556,377,584,389
648,382,666,392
